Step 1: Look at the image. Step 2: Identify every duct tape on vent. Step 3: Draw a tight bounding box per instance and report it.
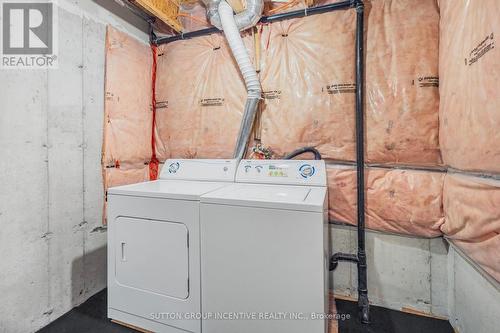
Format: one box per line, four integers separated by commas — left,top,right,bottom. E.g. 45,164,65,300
323,83,356,94
466,33,495,66
199,98,225,107
413,76,439,88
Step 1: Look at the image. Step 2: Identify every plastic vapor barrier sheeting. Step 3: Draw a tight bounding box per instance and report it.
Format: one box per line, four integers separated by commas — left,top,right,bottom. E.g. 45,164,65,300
438,0,500,282
327,165,444,237
103,164,150,190
103,26,153,167
365,0,441,165
439,0,500,174
156,0,441,166
103,26,153,194
442,174,500,282
155,34,254,160
259,0,440,165
102,163,150,224
259,12,357,161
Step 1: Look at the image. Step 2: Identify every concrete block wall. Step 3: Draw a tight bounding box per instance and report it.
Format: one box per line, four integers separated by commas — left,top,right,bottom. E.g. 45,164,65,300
330,224,449,318
447,244,500,333
0,1,147,332
331,223,500,331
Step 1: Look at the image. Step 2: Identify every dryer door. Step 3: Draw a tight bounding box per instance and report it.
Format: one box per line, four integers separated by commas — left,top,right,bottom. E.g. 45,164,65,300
115,217,189,299
107,194,201,333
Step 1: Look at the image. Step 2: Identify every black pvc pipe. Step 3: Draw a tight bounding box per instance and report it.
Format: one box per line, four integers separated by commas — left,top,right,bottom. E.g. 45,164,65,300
329,0,369,324
329,252,358,270
153,1,355,45
155,27,220,44
283,147,322,160
260,0,354,23
354,1,370,324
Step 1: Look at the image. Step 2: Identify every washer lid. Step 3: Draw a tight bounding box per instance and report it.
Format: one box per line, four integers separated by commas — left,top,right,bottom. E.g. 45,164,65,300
200,183,327,212
107,180,230,200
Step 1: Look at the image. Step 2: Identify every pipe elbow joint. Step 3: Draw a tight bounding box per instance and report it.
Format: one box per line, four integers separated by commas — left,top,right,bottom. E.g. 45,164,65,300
353,0,364,11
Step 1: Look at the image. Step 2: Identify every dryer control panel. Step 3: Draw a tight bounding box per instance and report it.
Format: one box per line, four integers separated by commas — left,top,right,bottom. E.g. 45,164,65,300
236,160,327,186
160,159,238,182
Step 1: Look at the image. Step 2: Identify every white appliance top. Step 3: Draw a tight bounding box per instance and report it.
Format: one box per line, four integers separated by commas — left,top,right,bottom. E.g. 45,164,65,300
236,159,327,186
200,183,327,212
160,159,238,182
107,180,230,201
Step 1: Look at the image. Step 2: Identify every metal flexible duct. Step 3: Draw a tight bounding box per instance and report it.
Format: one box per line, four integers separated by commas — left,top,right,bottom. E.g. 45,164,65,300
209,0,262,159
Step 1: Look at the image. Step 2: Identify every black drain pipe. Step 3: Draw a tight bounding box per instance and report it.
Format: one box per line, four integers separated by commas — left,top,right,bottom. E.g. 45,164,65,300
150,0,370,324
329,0,369,324
354,1,369,323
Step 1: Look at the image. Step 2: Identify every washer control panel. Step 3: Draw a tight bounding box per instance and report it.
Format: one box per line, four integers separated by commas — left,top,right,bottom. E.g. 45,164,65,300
160,159,238,182
236,160,326,186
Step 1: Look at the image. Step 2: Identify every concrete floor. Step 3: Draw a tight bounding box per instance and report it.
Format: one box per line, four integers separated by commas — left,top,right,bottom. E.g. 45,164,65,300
37,289,454,333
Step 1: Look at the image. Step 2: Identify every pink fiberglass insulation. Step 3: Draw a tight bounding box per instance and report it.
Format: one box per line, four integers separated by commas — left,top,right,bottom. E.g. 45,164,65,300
259,12,357,161
103,163,150,190
155,33,254,160
439,0,500,173
259,0,440,165
103,26,153,167
158,0,440,166
102,163,150,225
442,173,500,282
364,0,441,165
327,165,445,237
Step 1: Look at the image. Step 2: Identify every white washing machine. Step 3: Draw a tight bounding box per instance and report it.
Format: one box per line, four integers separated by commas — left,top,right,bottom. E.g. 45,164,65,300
107,159,238,333
200,159,329,333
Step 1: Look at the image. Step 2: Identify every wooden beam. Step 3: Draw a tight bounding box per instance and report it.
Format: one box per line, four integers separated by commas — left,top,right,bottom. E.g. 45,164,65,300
112,319,154,333
132,0,183,32
226,0,245,13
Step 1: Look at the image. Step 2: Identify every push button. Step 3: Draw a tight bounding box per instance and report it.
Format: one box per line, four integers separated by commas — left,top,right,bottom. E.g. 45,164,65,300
299,164,315,178
168,162,180,174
